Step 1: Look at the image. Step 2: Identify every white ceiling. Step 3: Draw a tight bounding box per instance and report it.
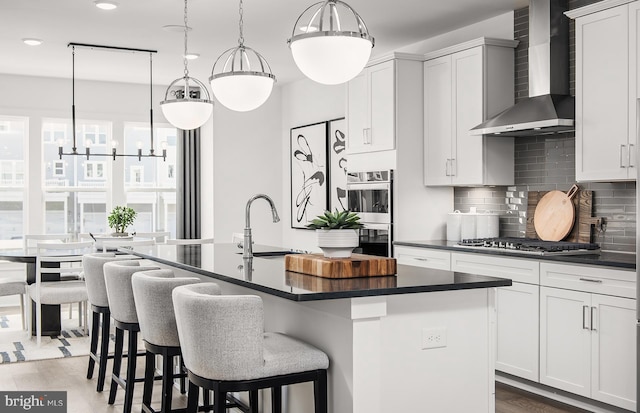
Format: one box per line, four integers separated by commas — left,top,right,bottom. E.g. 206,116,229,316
0,0,528,86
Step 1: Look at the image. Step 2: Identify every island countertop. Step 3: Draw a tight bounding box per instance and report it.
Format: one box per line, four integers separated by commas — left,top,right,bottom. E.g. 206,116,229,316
125,243,511,301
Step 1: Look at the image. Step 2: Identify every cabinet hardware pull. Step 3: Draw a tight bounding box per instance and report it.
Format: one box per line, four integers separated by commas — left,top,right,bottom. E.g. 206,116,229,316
445,159,450,176
579,278,603,283
629,143,635,168
620,145,627,168
582,305,589,330
451,158,456,177
590,306,597,331
413,257,429,261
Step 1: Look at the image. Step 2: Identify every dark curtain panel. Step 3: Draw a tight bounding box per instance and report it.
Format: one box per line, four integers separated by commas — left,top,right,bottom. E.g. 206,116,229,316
177,128,201,239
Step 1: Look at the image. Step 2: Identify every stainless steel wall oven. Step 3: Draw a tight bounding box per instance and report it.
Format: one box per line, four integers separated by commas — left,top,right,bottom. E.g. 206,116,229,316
346,170,393,257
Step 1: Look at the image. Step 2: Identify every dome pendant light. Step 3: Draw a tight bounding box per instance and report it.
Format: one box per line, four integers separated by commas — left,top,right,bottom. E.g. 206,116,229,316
161,0,213,130
209,0,276,112
287,0,375,85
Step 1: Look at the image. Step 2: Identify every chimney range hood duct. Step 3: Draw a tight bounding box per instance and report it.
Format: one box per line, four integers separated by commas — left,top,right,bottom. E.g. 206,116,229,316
471,0,574,137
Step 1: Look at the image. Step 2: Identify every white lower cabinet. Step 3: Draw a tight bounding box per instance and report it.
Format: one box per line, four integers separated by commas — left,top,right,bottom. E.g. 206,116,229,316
540,287,636,411
451,253,540,382
495,282,539,382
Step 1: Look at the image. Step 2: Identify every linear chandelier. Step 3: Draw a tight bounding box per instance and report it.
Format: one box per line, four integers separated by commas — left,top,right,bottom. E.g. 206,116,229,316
59,42,166,161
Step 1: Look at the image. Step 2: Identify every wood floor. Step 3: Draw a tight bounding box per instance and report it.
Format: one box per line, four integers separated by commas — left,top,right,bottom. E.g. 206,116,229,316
0,354,592,413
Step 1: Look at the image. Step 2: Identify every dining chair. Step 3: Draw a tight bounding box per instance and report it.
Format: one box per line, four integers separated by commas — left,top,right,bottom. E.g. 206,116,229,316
0,267,28,331
28,240,93,345
23,234,71,249
165,238,214,245
101,238,155,253
134,232,171,243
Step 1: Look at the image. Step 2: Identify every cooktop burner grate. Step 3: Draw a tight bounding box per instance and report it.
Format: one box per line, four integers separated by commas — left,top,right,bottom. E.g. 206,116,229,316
456,237,600,255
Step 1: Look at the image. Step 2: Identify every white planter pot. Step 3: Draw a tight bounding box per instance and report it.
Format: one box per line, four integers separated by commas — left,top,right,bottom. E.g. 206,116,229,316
316,229,359,258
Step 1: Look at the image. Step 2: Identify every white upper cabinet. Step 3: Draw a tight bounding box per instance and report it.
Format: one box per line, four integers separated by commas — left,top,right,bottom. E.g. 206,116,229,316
423,38,517,186
569,0,637,181
346,59,395,153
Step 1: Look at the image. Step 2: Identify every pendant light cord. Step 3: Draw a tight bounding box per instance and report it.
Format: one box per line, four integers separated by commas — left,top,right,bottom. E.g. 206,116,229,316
149,52,154,154
71,45,77,152
238,0,244,46
183,0,189,79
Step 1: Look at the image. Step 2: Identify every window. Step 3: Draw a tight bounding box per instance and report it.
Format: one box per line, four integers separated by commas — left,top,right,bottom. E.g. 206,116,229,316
130,166,144,185
85,161,105,179
53,161,65,177
0,116,27,240
124,123,177,237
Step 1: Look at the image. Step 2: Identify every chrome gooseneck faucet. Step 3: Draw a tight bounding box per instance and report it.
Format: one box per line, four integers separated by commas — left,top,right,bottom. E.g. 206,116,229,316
244,194,280,258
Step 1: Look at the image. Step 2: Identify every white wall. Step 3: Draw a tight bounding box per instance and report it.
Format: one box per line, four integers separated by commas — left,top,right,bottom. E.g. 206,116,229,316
396,11,515,54
211,89,284,247
0,73,169,234
280,79,346,252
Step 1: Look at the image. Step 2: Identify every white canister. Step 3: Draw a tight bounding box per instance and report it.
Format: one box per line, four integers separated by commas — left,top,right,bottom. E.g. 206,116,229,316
476,212,500,238
446,210,463,241
460,212,477,240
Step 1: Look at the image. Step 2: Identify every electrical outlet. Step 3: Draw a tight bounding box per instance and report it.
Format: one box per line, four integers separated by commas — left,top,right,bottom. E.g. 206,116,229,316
422,327,447,349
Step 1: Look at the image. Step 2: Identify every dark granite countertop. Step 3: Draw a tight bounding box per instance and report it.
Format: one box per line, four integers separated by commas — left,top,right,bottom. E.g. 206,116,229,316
125,243,511,302
394,240,636,270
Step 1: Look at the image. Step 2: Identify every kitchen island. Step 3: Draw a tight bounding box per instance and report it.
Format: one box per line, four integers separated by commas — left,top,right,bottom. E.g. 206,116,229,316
127,243,511,413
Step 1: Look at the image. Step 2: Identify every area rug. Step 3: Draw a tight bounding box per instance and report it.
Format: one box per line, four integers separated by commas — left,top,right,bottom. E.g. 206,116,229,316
0,311,91,364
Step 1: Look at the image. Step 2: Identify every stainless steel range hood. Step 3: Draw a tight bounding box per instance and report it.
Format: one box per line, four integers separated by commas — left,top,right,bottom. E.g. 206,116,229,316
471,0,574,137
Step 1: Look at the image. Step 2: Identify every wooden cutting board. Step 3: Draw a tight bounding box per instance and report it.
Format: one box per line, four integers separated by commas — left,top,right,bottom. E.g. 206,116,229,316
526,189,602,243
285,253,397,278
533,185,579,241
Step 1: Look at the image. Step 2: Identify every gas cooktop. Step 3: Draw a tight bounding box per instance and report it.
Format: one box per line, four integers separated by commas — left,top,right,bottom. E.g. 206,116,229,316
455,237,601,256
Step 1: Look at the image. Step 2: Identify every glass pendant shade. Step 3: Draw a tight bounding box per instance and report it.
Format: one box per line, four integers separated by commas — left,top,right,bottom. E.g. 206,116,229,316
210,46,276,112
288,0,374,85
161,76,213,130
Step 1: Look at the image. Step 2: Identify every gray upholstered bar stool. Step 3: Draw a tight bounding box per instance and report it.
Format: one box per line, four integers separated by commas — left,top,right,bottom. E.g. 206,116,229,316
131,269,202,413
103,260,161,413
172,283,330,413
82,252,139,392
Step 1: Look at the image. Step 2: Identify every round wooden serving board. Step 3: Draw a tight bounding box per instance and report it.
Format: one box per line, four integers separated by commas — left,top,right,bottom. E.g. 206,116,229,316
533,184,579,241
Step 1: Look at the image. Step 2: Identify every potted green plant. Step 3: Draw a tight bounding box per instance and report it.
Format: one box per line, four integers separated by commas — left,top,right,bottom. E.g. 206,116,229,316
107,206,137,236
306,210,363,258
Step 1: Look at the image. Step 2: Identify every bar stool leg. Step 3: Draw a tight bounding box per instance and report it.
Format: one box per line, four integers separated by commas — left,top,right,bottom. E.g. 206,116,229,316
214,390,227,413
87,310,100,379
123,330,138,413
142,351,155,409
314,370,328,413
96,313,111,392
249,390,259,413
203,389,211,413
179,355,186,394
271,386,282,413
187,381,199,413
161,350,174,413
108,327,124,405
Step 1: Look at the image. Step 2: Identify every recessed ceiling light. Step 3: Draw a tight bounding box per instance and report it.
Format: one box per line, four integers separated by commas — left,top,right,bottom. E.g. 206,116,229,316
162,25,192,32
184,53,199,60
22,38,43,46
94,1,118,10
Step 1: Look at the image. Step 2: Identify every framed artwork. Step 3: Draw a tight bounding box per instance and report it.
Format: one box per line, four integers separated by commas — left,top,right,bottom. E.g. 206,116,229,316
290,121,328,229
328,118,348,212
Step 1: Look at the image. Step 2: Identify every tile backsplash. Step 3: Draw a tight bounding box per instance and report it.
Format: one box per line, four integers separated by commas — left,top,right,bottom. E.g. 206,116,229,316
452,0,636,253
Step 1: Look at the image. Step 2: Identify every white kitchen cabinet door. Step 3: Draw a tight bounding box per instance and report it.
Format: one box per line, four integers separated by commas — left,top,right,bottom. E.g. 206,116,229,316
346,59,395,154
346,70,368,154
539,287,591,398
495,282,539,382
451,47,484,185
424,55,453,186
423,39,515,187
590,294,636,411
575,4,631,181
